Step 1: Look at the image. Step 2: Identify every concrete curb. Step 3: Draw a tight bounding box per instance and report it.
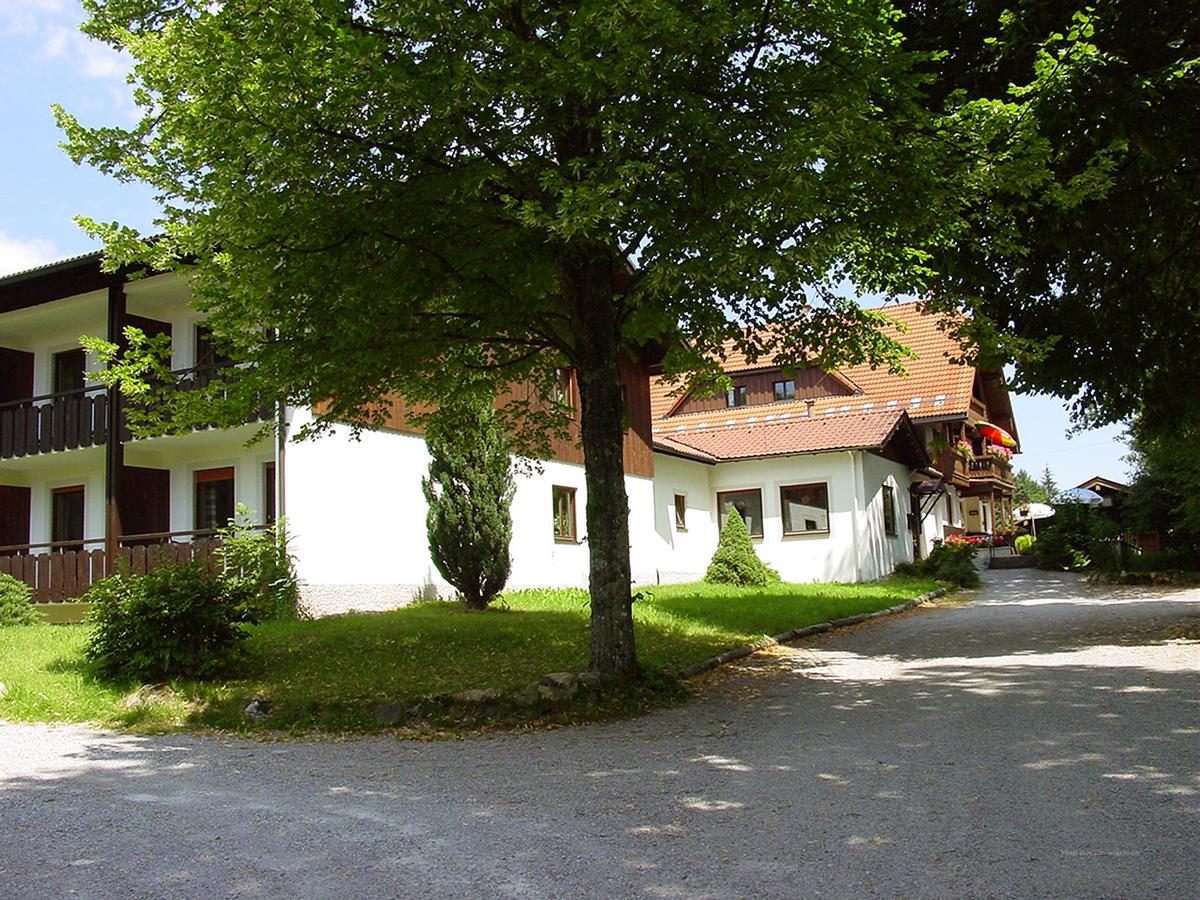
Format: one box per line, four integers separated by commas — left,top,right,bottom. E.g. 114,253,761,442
675,587,948,680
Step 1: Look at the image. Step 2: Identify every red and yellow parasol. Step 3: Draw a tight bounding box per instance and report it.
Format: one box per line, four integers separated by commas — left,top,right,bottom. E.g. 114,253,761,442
976,421,1017,449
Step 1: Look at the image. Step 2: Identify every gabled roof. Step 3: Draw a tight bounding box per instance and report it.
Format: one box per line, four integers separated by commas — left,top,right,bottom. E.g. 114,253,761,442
1076,475,1129,493
653,408,930,468
651,301,985,429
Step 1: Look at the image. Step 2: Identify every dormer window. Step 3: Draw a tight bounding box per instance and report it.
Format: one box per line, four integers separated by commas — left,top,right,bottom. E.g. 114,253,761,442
773,379,796,402
726,385,748,408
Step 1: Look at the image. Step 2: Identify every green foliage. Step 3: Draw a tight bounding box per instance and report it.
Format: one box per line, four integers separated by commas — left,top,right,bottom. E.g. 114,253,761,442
902,1,1200,431
421,398,514,609
1124,417,1200,552
215,507,300,620
1013,469,1050,506
84,563,256,681
1013,534,1037,556
1034,502,1119,571
1039,467,1059,502
0,574,39,627
704,509,780,587
894,541,981,588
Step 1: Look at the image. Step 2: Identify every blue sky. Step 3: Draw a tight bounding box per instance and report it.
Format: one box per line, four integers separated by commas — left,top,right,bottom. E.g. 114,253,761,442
0,1,1132,488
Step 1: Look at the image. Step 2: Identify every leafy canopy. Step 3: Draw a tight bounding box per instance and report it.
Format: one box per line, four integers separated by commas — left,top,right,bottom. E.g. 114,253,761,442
60,0,985,429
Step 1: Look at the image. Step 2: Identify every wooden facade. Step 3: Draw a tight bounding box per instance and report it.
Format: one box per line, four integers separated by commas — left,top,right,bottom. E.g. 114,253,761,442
670,366,854,417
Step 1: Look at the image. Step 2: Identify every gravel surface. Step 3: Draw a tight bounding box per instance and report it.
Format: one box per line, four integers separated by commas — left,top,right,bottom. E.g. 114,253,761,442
2,569,1197,899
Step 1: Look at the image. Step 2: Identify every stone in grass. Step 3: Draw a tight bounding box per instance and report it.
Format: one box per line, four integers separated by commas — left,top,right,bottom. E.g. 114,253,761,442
576,672,604,691
121,684,175,711
538,672,579,702
373,703,411,725
512,684,541,707
451,689,503,705
243,697,273,720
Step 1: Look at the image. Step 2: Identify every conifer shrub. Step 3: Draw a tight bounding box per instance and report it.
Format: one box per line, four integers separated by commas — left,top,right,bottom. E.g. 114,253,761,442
421,397,514,609
0,573,39,627
704,508,780,586
84,562,256,681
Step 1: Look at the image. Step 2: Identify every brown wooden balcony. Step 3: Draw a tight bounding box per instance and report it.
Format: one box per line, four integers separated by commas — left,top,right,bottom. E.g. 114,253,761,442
0,386,109,459
967,456,1014,487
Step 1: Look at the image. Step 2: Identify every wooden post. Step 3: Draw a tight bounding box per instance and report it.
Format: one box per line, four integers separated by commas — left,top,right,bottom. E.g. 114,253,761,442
104,278,126,559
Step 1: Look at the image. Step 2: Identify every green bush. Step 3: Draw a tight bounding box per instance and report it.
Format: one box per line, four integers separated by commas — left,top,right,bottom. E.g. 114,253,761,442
704,508,780,586
1034,504,1118,571
1014,534,1036,555
215,509,300,620
84,562,256,681
894,541,980,588
0,573,39,627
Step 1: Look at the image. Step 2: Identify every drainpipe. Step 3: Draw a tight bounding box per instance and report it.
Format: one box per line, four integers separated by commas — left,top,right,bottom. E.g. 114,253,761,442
274,403,287,526
846,451,863,582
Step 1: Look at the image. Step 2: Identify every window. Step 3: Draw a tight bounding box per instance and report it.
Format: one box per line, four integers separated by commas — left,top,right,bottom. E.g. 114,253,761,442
726,385,748,408
882,484,897,536
51,485,84,551
195,325,232,369
717,489,763,538
552,367,575,410
52,348,86,395
673,494,687,531
780,483,830,535
263,462,277,525
773,379,796,402
195,467,235,532
552,485,577,542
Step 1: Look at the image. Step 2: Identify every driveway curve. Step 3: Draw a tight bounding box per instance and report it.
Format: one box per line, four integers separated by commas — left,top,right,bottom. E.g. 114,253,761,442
2,569,1197,898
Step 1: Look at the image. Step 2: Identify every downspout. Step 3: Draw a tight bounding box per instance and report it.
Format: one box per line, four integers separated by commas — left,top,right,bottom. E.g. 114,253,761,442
846,451,863,582
274,403,287,527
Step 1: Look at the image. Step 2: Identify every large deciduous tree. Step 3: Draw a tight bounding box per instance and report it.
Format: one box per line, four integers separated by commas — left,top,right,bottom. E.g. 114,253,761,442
897,0,1200,432
59,0,986,675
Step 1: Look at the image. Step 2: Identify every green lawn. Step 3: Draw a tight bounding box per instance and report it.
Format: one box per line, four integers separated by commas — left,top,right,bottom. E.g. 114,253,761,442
0,576,938,734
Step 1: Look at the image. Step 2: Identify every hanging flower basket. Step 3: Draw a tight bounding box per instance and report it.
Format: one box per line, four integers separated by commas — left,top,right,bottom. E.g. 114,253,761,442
984,443,1013,462
953,439,974,460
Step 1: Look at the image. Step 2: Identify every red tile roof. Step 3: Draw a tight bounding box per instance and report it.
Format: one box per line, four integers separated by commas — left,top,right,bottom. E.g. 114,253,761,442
651,301,980,430
653,408,918,463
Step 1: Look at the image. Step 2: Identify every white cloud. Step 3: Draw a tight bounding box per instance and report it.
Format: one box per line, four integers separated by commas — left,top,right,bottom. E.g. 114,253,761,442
0,1,69,37
42,22,131,82
0,232,60,277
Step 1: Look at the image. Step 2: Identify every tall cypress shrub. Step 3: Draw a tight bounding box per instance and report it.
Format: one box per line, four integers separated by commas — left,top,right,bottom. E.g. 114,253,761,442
421,398,514,609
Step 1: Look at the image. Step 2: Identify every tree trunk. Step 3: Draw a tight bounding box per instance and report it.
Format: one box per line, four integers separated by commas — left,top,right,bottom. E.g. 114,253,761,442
567,250,639,678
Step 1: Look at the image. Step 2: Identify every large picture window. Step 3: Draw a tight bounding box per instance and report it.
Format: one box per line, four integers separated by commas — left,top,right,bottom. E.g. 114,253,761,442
780,483,829,535
717,489,763,538
882,484,898,536
195,467,235,532
552,485,577,542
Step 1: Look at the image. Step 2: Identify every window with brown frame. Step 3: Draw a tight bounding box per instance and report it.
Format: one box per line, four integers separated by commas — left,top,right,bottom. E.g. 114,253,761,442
194,466,235,532
773,379,796,402
552,485,577,542
51,485,84,551
552,367,575,410
726,385,748,408
882,484,898,537
780,483,830,535
717,489,763,538
52,348,86,395
673,493,687,531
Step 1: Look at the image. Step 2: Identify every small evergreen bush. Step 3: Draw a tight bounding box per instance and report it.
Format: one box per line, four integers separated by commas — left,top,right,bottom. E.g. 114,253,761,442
1013,534,1036,555
0,573,39,627
894,541,980,587
84,562,256,681
704,508,780,586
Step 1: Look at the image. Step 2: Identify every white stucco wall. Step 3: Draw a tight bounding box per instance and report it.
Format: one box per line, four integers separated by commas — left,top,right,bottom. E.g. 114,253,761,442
857,452,916,580
650,453,719,583
284,409,658,615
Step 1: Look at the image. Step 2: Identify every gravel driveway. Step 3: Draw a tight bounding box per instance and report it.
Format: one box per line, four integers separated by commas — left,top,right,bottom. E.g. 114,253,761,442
2,569,1197,899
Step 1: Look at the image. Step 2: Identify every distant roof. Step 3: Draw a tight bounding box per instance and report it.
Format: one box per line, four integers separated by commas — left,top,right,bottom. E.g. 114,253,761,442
653,408,929,467
1076,475,1129,493
652,301,989,428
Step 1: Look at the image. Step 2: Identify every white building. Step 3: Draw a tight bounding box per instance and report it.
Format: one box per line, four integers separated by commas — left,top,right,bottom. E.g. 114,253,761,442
0,257,1018,613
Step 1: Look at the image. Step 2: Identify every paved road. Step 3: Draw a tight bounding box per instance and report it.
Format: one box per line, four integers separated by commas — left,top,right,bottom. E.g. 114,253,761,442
2,570,1198,899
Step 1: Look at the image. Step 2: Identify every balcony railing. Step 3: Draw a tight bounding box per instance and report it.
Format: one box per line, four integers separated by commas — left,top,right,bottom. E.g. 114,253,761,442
0,386,109,459
968,456,1013,484
0,364,265,460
